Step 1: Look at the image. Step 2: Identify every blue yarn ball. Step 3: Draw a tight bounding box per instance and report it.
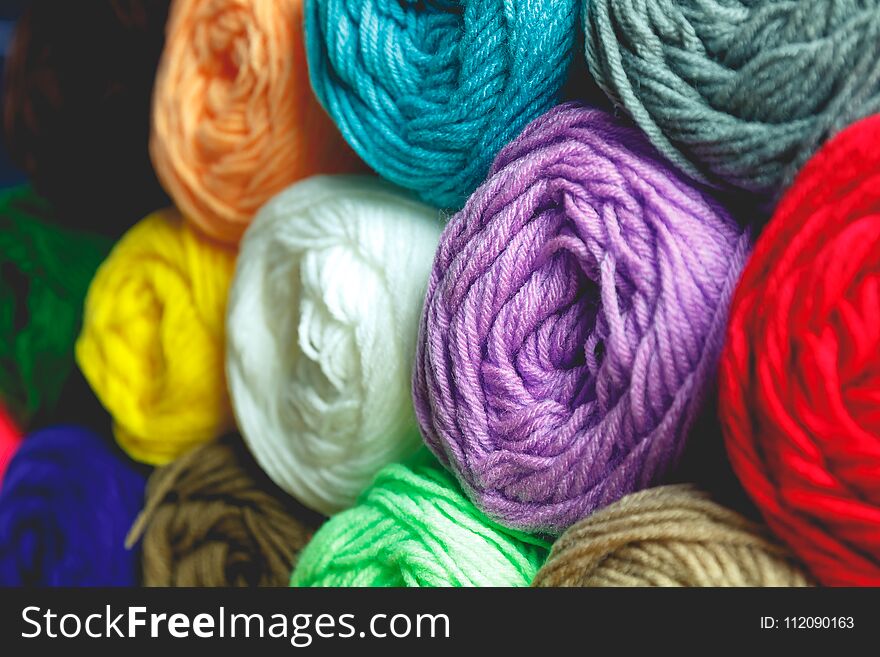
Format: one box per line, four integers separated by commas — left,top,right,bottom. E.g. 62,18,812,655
0,426,146,586
304,0,579,208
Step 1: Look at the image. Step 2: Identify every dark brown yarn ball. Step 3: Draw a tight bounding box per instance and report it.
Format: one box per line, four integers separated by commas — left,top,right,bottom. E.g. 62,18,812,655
3,1,170,236
128,435,321,587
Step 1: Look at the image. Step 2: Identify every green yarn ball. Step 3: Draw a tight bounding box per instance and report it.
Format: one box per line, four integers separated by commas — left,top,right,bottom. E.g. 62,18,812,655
0,185,112,426
290,453,549,587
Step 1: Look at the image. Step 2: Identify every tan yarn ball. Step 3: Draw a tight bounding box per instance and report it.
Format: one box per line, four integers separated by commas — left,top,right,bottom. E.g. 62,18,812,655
533,485,813,587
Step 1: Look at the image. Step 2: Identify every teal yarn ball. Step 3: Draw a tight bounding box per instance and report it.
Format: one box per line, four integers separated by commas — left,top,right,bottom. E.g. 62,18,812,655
290,453,549,586
304,0,579,208
585,0,880,198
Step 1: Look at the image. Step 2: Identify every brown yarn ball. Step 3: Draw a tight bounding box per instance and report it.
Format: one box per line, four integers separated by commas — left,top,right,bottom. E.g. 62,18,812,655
533,485,813,587
3,1,170,235
127,435,320,587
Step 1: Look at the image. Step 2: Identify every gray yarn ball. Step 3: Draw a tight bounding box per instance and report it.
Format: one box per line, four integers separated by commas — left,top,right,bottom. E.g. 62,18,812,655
585,0,880,198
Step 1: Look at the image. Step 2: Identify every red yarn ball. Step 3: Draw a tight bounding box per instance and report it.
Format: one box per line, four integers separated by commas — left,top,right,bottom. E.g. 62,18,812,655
720,114,880,586
0,405,22,487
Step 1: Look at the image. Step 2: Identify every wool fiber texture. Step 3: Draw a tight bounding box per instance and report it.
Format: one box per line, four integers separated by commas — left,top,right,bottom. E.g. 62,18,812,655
414,102,751,534
290,453,549,587
227,176,443,515
0,426,146,586
304,0,579,208
533,485,813,587
76,210,236,466
150,0,362,244
0,185,112,428
585,0,880,198
720,114,880,586
128,434,317,587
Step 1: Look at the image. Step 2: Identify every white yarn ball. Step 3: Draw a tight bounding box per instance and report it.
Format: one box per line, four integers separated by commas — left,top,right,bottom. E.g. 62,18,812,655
226,175,443,515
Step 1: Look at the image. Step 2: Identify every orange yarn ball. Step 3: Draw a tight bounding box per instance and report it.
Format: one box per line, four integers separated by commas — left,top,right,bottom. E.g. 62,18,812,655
150,0,362,244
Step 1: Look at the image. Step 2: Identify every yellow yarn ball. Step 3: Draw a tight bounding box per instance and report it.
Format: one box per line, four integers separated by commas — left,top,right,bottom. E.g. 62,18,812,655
76,210,236,464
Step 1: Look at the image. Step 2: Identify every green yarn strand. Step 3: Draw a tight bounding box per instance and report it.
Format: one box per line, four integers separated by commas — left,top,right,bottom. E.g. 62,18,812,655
0,185,112,426
290,453,549,587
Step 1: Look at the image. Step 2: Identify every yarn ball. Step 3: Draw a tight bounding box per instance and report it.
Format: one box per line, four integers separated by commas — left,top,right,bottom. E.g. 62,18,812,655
0,185,113,427
0,404,21,486
127,434,318,587
150,0,363,245
720,114,880,586
227,176,442,515
76,209,236,466
3,0,170,234
290,453,549,587
414,103,752,534
0,426,146,586
584,0,880,197
533,485,813,587
304,0,579,209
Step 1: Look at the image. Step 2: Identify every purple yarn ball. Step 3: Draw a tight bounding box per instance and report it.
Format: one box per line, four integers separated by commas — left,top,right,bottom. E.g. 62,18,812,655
413,103,751,534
